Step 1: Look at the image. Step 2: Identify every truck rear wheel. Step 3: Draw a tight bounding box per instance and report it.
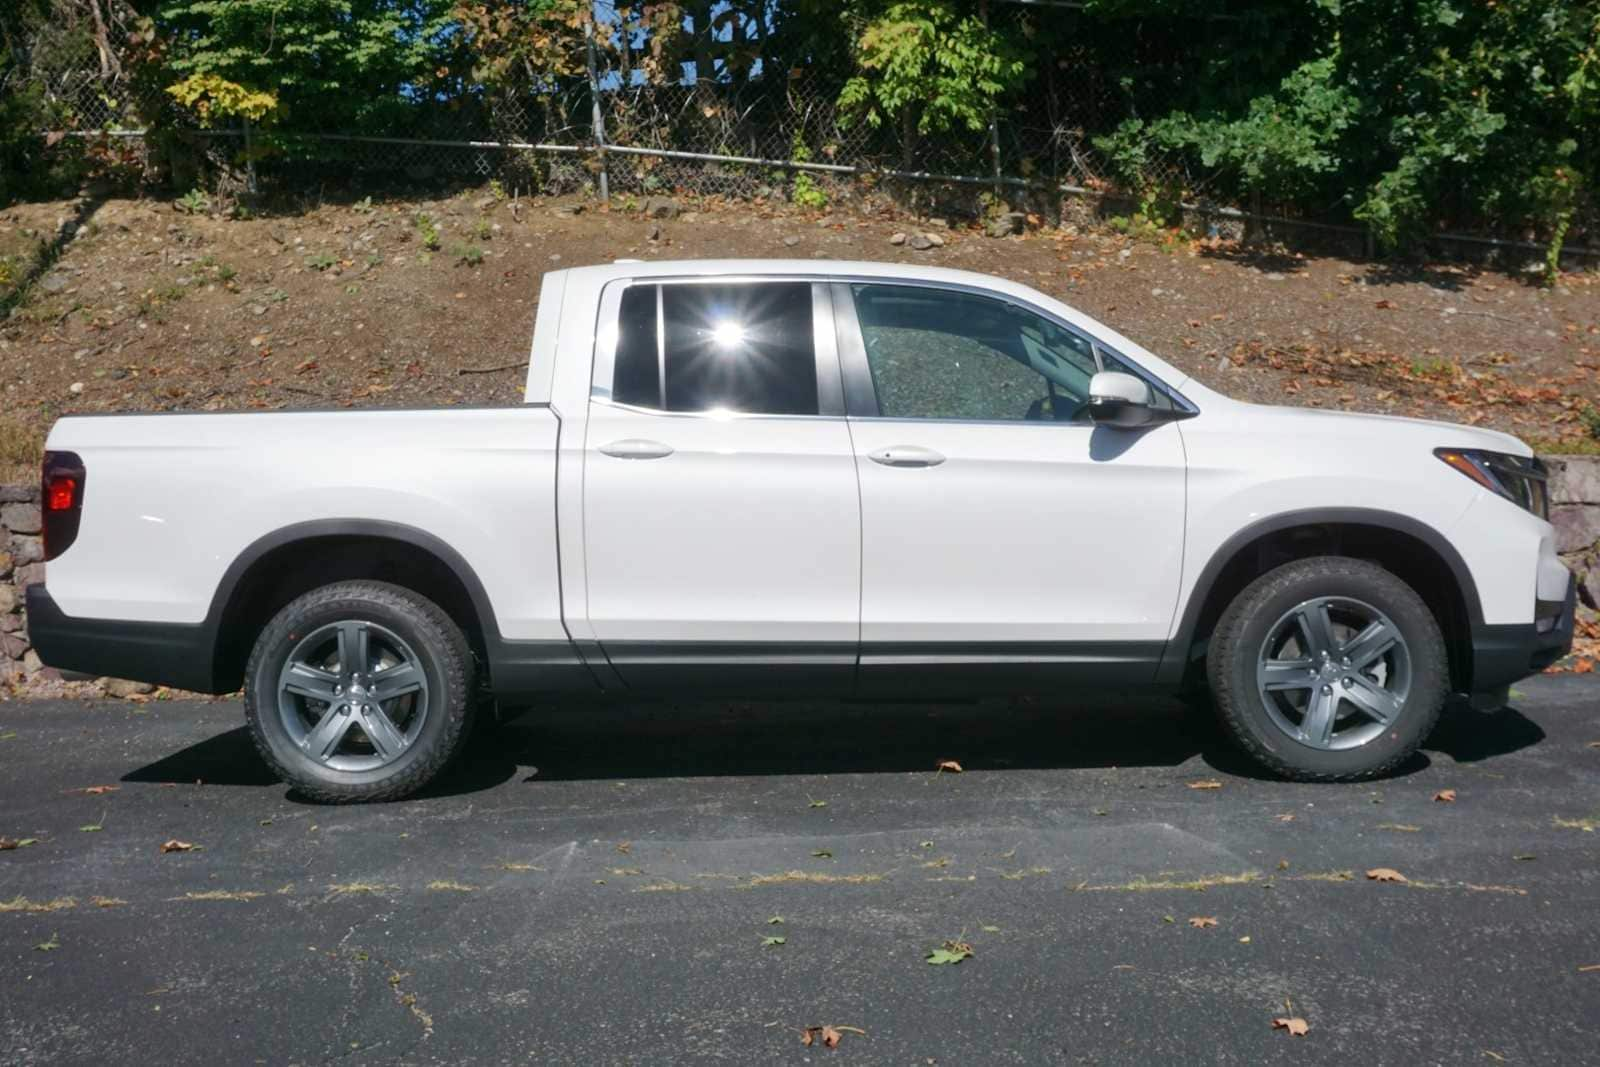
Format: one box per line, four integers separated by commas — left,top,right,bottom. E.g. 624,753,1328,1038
243,581,474,802
1207,556,1447,781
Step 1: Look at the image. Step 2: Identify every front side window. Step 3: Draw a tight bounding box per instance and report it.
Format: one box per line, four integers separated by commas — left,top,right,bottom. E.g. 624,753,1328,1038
611,282,819,415
850,283,1153,422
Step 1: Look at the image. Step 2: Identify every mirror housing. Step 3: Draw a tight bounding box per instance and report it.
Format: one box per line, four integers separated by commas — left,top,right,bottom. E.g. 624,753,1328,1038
1086,371,1155,428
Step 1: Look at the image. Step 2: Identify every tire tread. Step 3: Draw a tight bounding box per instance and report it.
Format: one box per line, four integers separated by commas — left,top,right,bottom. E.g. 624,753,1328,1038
242,580,473,803
1207,556,1447,782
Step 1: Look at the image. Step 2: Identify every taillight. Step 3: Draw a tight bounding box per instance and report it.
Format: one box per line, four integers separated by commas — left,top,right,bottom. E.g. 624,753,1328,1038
41,450,86,561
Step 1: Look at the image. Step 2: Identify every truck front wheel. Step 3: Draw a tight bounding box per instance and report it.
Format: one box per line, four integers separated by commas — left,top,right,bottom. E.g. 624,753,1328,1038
242,581,475,802
1207,556,1447,781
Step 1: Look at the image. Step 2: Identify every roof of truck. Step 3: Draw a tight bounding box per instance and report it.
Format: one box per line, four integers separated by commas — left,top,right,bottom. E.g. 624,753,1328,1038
564,258,1033,289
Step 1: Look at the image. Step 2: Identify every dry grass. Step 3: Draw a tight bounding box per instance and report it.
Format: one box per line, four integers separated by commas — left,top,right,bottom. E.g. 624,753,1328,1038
325,882,395,897
90,896,128,908
425,880,477,893
170,889,264,902
1553,815,1598,832
1080,871,1262,892
996,866,1052,881
0,418,44,485
633,880,695,893
745,870,886,888
1288,870,1526,895
0,895,77,913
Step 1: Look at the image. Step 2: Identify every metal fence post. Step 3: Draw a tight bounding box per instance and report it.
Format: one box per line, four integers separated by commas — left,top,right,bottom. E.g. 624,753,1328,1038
584,18,610,203
981,0,1004,204
241,116,258,195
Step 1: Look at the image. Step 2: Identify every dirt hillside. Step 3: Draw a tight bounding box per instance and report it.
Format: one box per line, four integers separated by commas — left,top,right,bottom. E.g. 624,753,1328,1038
2,189,1598,483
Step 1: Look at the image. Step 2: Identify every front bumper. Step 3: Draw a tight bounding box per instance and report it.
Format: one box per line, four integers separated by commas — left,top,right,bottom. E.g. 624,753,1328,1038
25,585,225,693
1468,573,1577,693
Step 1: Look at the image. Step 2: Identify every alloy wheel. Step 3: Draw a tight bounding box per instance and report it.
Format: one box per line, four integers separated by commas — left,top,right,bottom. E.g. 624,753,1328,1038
1255,595,1412,751
275,620,430,772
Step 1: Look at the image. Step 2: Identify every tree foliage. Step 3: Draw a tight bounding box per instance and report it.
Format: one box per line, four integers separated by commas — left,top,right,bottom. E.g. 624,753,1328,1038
1085,0,1600,250
838,1,1031,136
156,0,459,130
1,0,1595,254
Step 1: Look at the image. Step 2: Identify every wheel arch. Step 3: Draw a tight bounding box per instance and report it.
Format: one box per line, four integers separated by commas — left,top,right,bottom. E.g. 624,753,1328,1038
1161,508,1482,692
206,520,503,693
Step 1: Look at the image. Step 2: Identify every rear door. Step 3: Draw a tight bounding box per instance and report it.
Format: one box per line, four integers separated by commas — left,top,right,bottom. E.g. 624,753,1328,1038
581,278,860,692
832,280,1189,694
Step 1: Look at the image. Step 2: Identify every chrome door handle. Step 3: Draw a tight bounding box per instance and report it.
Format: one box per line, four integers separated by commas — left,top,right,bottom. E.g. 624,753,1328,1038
599,438,675,460
867,445,946,468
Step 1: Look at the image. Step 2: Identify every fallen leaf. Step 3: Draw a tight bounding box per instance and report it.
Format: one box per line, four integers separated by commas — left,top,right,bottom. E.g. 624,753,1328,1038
1374,299,1395,309
1187,779,1223,790
1238,935,1252,943
926,939,974,965
1272,1017,1310,1037
1576,963,1600,972
811,849,833,859
802,1024,860,1048
0,837,39,850
79,823,103,833
761,936,786,947
1188,916,1218,928
1274,813,1296,822
1513,853,1537,861
1366,868,1407,883
1434,789,1457,803
809,799,828,808
935,759,963,773
34,932,61,952
1574,659,1594,674
67,785,120,796
159,840,198,854
767,916,784,925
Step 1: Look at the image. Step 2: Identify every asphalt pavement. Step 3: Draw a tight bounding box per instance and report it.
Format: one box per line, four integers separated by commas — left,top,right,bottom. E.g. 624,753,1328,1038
2,676,1598,1065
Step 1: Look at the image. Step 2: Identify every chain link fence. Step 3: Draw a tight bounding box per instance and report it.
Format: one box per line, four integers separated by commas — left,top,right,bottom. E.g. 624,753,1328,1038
9,2,1593,259
11,2,1198,214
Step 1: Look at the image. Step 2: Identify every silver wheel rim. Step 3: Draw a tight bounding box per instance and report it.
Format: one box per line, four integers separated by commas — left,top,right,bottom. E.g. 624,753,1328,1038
276,620,429,772
1255,595,1411,752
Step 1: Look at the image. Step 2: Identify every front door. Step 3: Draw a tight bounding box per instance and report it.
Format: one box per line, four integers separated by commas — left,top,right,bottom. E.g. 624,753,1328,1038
832,281,1188,694
582,279,860,692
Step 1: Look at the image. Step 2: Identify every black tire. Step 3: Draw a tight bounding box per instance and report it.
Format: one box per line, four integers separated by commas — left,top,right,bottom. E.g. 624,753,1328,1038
243,581,475,803
1207,556,1447,781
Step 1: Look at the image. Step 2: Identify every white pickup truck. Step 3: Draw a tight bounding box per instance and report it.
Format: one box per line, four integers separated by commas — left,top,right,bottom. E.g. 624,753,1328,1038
29,259,1574,800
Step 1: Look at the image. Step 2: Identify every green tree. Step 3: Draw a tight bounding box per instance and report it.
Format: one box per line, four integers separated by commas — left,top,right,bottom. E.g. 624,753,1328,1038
156,0,459,132
837,0,1031,168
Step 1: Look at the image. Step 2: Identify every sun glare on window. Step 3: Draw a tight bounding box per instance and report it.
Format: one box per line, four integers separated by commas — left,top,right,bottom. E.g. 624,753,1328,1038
710,320,746,348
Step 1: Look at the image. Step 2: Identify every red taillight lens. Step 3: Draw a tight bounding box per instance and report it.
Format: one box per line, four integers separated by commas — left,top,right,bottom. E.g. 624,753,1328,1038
41,451,86,561
46,475,78,512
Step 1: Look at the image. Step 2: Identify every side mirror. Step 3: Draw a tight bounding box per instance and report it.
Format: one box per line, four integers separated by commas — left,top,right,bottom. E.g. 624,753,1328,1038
1086,371,1154,428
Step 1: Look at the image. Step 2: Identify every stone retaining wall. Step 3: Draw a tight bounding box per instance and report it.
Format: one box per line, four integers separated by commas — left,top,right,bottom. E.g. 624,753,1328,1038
4,457,1599,689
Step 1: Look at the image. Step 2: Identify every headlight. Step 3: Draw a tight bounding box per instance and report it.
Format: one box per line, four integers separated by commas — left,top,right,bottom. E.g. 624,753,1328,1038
1434,448,1549,519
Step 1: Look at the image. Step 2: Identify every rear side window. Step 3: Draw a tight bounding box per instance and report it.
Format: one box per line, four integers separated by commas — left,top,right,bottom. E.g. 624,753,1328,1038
609,282,819,415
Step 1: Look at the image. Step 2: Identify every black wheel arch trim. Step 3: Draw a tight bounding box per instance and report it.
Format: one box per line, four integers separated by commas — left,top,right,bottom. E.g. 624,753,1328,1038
204,518,600,698
1157,507,1484,685
207,519,501,643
